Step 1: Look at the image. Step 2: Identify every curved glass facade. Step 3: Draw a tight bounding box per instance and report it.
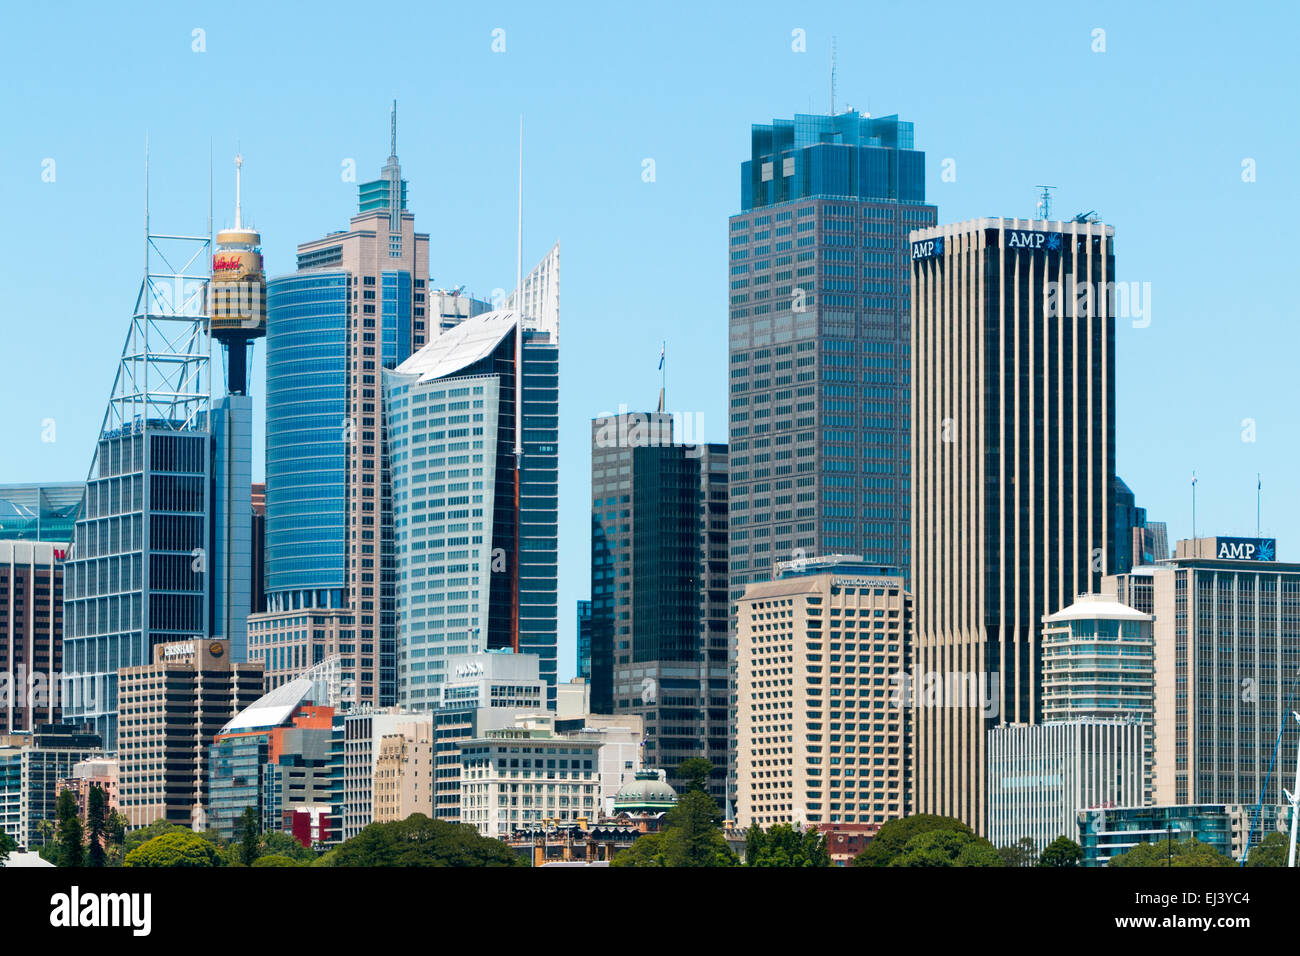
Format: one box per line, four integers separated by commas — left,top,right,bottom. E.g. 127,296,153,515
265,273,349,601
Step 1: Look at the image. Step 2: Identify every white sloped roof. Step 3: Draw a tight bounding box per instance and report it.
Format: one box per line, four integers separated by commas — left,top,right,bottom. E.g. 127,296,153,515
396,309,519,384
220,677,315,734
1044,594,1153,623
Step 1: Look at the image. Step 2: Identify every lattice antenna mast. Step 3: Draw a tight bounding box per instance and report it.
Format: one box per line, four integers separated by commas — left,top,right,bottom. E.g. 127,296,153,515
830,36,837,114
102,141,211,438
1035,184,1056,221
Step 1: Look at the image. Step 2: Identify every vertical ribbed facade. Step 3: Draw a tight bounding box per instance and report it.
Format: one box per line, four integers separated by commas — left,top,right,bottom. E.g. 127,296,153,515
911,218,1116,831
988,718,1145,853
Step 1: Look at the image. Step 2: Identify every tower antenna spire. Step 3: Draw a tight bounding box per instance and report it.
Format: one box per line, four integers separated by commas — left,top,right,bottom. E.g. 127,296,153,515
390,98,398,160
234,153,243,230
830,36,837,114
1035,184,1056,221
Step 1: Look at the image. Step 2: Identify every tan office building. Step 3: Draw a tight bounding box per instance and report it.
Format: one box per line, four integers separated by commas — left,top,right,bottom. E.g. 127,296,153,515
373,720,433,823
736,556,909,830
116,639,264,827
910,218,1117,832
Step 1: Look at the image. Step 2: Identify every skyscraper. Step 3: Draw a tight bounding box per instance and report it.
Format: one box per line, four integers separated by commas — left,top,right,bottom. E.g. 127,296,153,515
62,216,213,750
0,483,83,543
910,217,1117,831
385,245,560,709
736,556,910,830
1104,536,1300,807
728,111,936,601
589,410,728,799
251,105,430,708
0,541,65,734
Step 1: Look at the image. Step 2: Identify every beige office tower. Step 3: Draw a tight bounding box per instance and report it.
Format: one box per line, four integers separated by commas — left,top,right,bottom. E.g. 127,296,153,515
116,639,264,828
373,720,434,823
910,218,1116,832
736,556,909,830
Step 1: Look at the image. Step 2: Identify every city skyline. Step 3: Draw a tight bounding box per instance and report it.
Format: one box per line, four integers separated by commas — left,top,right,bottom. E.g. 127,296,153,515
5,2,1298,695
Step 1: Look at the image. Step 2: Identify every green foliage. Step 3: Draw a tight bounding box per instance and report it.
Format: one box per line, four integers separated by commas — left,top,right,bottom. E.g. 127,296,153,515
676,758,714,794
331,814,525,867
106,810,128,846
1038,835,1084,867
887,828,1003,867
123,831,225,868
1108,836,1234,868
85,784,108,868
1244,831,1288,867
251,854,302,867
120,819,225,861
239,807,260,866
743,824,832,867
258,830,317,863
997,836,1038,867
613,790,736,867
852,815,973,867
53,789,84,867
0,830,17,866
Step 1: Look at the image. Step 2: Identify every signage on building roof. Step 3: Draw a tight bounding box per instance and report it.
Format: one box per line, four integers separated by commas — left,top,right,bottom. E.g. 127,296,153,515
1004,229,1062,252
911,236,944,260
1215,537,1276,562
163,641,196,660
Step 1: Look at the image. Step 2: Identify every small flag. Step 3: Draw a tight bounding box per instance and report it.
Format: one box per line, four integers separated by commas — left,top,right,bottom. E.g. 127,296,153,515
658,344,665,371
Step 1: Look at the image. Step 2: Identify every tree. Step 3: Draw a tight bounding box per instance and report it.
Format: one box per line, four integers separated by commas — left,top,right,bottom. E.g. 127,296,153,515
0,830,17,866
853,815,972,867
123,832,224,868
52,789,84,867
1038,835,1084,867
888,828,1003,867
677,758,714,794
997,836,1038,868
744,824,832,867
331,814,525,867
258,830,317,863
613,790,736,867
251,854,302,867
106,811,128,847
238,807,260,866
1244,831,1287,867
1108,836,1233,868
85,784,108,868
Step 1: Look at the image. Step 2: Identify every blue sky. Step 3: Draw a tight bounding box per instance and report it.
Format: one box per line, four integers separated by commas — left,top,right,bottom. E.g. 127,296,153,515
2,1,1297,679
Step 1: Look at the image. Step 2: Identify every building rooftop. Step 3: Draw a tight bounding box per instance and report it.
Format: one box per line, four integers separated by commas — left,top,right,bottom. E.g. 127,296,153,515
395,309,519,384
1044,593,1152,623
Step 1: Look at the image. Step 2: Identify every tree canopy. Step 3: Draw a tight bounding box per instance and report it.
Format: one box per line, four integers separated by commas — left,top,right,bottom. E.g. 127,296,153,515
887,828,1003,867
1108,836,1234,868
676,758,714,794
1038,835,1083,867
123,831,225,868
744,824,831,867
330,814,525,867
852,815,973,867
1244,831,1288,867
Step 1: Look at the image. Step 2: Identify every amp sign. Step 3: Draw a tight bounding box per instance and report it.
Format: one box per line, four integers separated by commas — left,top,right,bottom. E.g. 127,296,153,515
911,236,944,260
1215,537,1276,561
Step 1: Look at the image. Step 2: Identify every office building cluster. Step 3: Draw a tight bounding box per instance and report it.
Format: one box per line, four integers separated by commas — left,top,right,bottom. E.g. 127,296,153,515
0,99,1291,867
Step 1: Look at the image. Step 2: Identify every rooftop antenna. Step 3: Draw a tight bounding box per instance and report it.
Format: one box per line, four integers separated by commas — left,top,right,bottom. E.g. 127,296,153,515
512,114,524,656
1258,473,1262,537
1035,185,1056,221
830,36,837,114
233,153,243,230
1192,472,1198,548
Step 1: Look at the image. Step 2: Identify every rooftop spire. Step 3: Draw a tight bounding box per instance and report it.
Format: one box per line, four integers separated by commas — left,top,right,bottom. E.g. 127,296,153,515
390,99,398,162
234,153,243,230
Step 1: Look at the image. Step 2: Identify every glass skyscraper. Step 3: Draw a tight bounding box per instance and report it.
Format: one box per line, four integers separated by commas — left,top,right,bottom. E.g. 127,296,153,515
0,482,83,543
251,111,432,708
728,111,936,602
62,229,213,750
386,262,560,710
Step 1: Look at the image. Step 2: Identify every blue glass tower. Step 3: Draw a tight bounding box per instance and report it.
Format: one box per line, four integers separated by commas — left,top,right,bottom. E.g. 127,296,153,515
728,111,936,603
